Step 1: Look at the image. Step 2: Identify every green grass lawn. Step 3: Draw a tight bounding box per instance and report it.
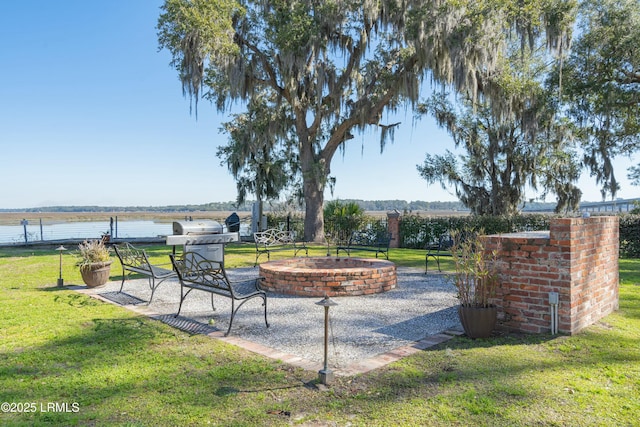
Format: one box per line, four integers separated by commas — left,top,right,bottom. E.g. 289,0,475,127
0,243,638,426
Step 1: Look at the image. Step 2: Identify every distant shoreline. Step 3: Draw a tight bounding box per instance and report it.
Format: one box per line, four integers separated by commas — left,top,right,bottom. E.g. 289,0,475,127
0,211,250,226
0,209,469,226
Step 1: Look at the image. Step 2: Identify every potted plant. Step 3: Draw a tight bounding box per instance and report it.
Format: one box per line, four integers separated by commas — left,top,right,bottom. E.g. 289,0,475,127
76,239,112,287
449,228,500,338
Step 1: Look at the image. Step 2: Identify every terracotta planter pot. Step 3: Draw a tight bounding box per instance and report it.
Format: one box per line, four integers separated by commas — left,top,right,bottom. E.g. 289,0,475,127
458,305,497,339
80,261,112,288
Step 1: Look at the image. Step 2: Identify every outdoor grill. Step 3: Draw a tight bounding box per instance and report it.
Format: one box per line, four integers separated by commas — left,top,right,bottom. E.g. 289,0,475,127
166,219,239,263
171,219,223,237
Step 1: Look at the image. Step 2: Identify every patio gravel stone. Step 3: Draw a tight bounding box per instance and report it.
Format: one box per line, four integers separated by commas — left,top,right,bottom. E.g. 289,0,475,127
76,266,462,376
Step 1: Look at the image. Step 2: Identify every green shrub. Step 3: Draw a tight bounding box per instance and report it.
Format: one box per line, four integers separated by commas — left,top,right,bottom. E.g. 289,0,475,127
397,214,552,249
267,209,639,258
323,200,365,242
620,214,640,258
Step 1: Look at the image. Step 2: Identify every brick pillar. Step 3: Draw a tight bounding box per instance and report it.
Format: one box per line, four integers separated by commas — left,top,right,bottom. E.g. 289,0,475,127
486,216,619,335
387,210,400,248
550,216,619,334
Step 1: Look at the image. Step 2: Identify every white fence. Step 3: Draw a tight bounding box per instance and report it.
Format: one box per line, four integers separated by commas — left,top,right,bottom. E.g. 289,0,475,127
0,217,253,245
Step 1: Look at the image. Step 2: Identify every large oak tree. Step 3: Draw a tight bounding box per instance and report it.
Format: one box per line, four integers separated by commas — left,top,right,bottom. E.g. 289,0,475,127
417,15,581,215
417,92,581,215
559,0,640,198
158,0,575,241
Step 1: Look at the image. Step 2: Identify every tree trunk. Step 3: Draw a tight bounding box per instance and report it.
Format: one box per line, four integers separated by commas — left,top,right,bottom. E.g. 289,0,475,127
300,140,327,243
303,180,325,243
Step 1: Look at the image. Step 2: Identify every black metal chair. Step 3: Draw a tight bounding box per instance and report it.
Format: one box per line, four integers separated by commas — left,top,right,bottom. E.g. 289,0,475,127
113,242,177,303
170,252,269,336
425,232,454,273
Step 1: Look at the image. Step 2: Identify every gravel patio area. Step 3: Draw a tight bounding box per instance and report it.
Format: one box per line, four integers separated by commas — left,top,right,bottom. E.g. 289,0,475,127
77,265,462,375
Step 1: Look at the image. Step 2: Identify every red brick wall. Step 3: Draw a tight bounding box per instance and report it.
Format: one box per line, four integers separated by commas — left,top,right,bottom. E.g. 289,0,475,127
485,216,619,335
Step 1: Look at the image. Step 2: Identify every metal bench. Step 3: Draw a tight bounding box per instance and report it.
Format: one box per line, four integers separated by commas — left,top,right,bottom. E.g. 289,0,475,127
169,251,269,336
336,230,391,259
425,232,454,273
253,229,308,266
113,242,177,303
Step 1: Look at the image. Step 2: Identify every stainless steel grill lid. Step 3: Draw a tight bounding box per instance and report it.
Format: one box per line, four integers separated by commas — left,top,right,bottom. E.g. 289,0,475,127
172,220,223,235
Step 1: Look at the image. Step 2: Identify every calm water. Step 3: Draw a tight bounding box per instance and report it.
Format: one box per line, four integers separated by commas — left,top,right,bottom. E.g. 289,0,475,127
0,220,172,244
0,220,251,244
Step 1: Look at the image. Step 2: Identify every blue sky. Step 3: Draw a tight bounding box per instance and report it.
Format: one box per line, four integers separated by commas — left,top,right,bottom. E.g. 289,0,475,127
0,1,636,210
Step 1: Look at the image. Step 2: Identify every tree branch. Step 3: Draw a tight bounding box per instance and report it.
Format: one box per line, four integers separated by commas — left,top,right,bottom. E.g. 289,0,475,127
616,69,640,85
235,33,288,100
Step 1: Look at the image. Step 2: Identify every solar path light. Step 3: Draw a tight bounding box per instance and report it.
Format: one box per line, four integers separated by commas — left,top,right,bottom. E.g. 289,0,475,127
56,245,67,287
315,295,338,385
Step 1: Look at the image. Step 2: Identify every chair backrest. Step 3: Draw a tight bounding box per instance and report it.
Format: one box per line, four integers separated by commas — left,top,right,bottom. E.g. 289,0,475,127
439,233,454,251
114,242,151,270
170,251,232,295
254,229,294,245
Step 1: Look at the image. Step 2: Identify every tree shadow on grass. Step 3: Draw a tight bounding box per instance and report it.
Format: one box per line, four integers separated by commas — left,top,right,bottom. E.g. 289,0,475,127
0,313,309,424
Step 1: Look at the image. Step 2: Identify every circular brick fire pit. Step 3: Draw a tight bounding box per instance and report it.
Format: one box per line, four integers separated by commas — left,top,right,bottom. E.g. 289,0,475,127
259,257,397,297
